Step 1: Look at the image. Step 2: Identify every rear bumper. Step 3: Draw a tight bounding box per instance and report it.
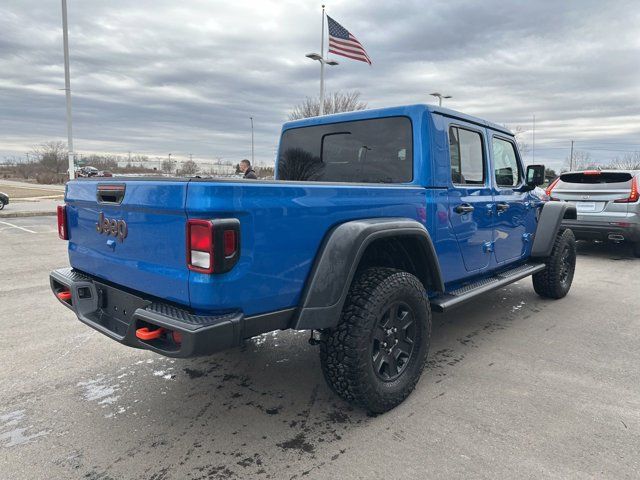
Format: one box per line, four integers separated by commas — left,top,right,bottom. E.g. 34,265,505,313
50,268,245,358
562,220,640,242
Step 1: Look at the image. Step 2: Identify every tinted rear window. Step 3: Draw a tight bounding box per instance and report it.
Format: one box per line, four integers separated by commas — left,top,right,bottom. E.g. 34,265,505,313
277,117,413,183
559,172,633,189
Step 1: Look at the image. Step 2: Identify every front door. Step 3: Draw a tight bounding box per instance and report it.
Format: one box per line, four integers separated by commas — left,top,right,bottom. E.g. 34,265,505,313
490,134,532,264
447,124,494,272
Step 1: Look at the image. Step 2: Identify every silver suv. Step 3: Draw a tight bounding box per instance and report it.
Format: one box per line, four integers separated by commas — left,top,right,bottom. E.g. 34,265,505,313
547,170,640,257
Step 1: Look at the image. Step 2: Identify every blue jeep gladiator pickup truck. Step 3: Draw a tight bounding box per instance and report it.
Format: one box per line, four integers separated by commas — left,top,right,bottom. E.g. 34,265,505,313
51,104,577,412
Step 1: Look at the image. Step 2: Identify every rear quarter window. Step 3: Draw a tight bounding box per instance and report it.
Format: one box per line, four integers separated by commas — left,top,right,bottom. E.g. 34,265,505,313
277,117,413,183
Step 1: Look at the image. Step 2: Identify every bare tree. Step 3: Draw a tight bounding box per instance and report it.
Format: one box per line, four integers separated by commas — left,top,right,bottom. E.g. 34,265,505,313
178,160,199,176
31,141,68,173
564,150,598,171
288,91,367,120
609,151,640,170
161,158,175,174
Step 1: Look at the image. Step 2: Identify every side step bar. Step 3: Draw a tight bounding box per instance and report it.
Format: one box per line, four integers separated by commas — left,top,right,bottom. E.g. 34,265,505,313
430,263,546,313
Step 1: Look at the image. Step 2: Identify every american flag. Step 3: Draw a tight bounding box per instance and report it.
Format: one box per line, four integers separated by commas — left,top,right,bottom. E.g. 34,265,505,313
327,15,372,65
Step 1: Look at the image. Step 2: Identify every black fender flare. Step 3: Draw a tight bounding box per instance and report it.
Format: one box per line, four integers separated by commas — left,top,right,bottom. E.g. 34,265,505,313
531,202,577,258
292,218,444,330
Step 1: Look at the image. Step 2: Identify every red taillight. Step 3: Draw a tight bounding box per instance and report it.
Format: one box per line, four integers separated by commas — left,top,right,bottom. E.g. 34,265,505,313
187,218,240,274
223,230,237,257
190,223,212,251
583,170,601,175
545,178,560,198
614,176,639,204
57,205,68,240
187,220,214,273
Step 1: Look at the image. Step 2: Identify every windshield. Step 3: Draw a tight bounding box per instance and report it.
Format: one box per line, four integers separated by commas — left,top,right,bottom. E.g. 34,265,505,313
277,117,413,183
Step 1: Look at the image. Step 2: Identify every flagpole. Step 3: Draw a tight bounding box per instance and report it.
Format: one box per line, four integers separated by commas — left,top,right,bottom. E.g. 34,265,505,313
319,5,325,116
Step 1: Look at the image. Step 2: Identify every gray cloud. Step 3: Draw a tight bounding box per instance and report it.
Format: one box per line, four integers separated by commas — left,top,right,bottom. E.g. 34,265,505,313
1,0,639,170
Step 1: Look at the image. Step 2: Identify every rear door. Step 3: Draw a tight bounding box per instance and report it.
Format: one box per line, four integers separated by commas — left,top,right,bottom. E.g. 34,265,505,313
447,123,494,272
490,134,535,264
65,179,190,305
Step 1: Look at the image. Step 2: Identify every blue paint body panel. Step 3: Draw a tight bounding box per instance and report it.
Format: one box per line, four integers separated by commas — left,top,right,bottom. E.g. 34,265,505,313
63,104,543,317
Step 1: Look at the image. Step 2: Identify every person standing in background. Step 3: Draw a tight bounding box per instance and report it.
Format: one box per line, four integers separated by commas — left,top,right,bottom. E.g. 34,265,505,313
239,159,257,179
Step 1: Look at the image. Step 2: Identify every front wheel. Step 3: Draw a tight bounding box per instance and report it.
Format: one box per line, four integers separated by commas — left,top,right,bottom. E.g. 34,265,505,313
533,229,576,299
0,200,4,210
319,267,431,413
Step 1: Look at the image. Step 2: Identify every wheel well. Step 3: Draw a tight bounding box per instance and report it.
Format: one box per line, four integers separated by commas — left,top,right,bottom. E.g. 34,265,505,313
356,236,441,293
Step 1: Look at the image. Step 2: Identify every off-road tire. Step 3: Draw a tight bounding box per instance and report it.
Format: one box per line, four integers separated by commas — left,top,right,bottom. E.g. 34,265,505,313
533,228,576,299
319,267,431,413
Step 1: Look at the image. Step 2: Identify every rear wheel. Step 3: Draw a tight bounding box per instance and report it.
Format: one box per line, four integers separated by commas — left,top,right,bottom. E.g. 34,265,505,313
319,267,431,413
632,242,640,258
533,229,576,299
0,199,4,210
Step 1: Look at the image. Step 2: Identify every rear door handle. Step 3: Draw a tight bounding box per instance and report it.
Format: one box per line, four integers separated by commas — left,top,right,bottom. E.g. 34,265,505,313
496,202,510,213
454,203,475,214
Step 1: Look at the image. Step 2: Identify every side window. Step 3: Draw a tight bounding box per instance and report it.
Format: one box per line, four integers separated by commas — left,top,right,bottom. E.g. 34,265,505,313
449,126,485,185
492,137,521,187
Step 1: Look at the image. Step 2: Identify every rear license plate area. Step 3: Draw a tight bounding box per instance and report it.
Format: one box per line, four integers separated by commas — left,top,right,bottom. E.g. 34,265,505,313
93,282,151,337
576,201,596,212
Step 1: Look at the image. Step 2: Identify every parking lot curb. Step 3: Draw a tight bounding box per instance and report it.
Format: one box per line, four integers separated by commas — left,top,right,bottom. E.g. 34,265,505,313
0,210,57,219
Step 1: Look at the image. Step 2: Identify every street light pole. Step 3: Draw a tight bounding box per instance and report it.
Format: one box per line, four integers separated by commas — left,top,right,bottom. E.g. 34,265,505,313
319,5,326,115
250,116,254,165
61,0,75,179
430,92,452,107
305,5,338,117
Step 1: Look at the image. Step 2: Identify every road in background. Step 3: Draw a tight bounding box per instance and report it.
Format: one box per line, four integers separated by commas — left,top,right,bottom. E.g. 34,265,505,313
1,217,638,479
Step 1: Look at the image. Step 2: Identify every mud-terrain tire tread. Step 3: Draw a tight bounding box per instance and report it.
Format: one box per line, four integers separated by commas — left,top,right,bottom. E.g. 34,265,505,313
319,267,431,413
532,229,576,299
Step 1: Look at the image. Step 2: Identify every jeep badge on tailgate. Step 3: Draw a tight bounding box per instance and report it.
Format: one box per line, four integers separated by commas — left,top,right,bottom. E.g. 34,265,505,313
96,212,128,242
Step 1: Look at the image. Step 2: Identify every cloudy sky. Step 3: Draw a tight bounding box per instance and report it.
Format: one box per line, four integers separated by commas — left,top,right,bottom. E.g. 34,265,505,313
1,0,639,170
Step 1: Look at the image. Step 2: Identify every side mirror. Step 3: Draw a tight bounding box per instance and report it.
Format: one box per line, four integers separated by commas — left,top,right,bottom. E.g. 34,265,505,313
526,164,545,187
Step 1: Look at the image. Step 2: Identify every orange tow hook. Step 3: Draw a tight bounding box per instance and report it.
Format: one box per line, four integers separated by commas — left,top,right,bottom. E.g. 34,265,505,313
57,290,72,301
136,327,165,341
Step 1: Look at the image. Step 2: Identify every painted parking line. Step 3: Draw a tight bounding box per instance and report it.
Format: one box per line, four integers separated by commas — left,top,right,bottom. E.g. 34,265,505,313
0,220,37,233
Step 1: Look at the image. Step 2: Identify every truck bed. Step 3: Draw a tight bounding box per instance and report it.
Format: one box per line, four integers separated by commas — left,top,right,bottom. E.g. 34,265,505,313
65,178,428,316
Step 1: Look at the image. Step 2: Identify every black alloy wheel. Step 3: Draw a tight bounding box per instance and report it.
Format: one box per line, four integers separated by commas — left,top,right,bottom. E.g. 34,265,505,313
371,302,416,381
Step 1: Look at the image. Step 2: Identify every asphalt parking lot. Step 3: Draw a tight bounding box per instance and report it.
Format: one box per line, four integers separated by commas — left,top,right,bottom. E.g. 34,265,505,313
1,217,638,479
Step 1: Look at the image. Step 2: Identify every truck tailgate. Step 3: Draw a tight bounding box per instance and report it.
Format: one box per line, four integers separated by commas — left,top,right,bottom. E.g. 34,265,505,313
65,179,189,305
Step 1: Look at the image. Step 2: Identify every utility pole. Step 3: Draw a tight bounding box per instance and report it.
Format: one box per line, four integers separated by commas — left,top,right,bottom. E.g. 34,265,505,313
61,0,75,179
569,140,574,171
532,115,536,164
249,117,255,166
